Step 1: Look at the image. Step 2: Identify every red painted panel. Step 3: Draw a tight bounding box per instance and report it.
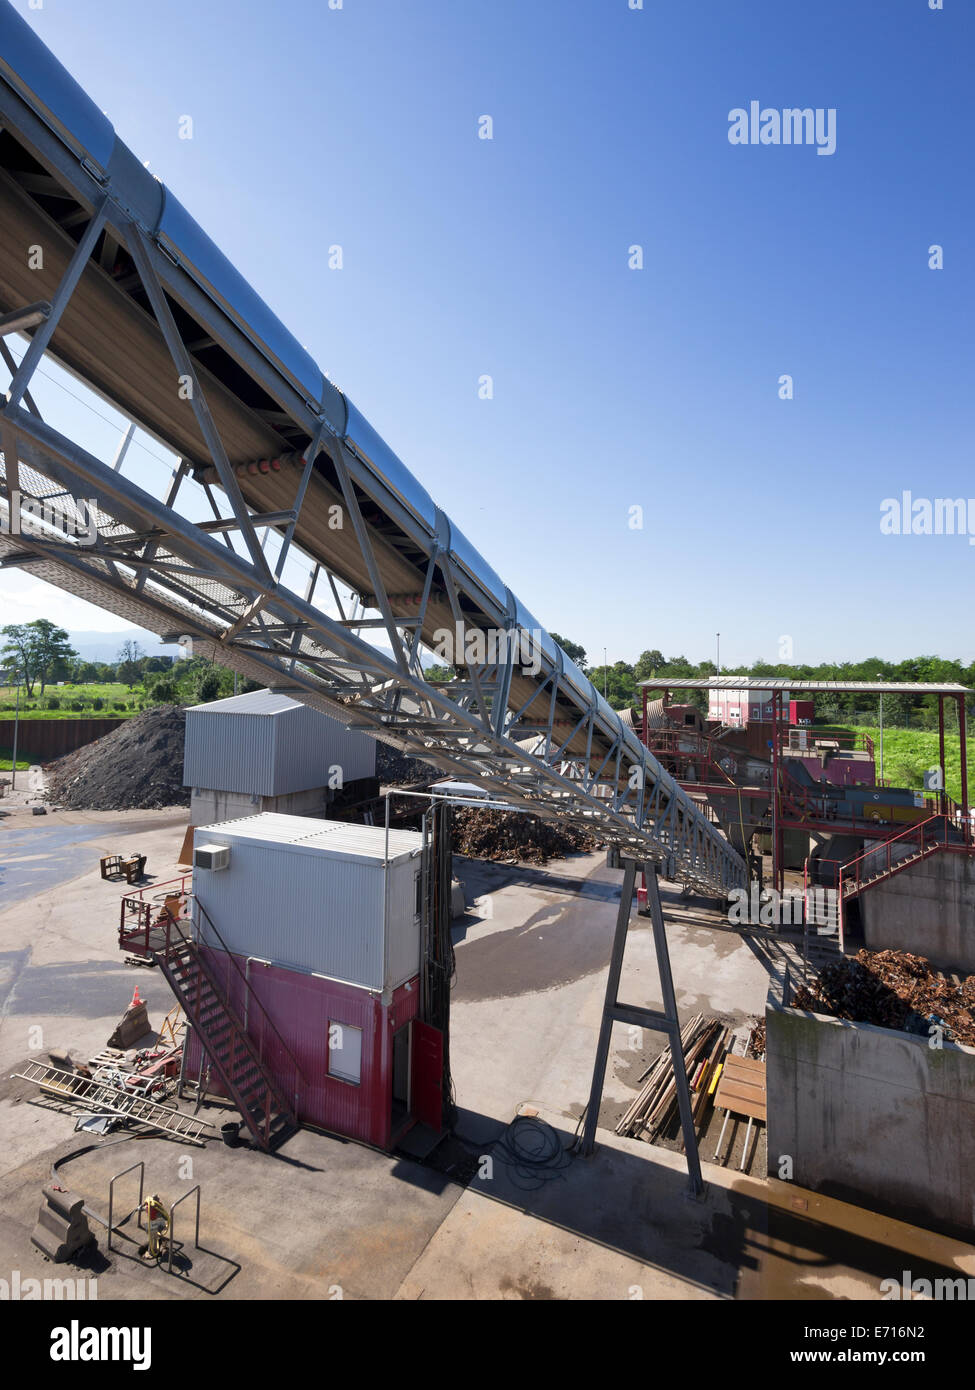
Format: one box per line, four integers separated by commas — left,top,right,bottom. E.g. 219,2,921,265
183,947,419,1149
411,1021,443,1133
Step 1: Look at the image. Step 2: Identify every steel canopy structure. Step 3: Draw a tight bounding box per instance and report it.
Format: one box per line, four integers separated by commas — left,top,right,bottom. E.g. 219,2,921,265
0,4,744,896
640,677,973,696
640,673,970,897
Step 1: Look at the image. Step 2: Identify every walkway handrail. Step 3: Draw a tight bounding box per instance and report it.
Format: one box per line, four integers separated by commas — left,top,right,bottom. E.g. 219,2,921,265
836,813,972,903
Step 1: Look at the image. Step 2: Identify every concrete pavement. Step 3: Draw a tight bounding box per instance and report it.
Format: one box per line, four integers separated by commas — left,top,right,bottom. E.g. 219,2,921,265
2,824,971,1299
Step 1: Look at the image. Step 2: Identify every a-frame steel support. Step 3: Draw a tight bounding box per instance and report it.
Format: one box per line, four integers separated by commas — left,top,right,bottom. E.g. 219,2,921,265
581,859,704,1196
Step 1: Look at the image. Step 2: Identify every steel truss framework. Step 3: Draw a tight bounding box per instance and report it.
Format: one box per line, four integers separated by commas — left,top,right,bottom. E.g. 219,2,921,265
0,74,745,897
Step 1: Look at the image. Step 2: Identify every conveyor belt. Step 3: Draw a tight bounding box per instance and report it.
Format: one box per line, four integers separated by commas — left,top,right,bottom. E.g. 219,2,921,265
0,3,745,894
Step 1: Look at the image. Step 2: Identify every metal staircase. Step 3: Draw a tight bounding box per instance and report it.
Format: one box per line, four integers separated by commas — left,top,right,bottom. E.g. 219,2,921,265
839,815,965,903
119,889,299,1151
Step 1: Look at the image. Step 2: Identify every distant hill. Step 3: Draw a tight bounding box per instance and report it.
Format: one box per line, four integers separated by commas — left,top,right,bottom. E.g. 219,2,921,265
66,628,183,663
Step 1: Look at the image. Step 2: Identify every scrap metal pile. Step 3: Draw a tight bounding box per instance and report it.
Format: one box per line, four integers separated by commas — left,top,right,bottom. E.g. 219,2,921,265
451,806,601,865
791,948,975,1045
44,706,190,811
12,1003,211,1143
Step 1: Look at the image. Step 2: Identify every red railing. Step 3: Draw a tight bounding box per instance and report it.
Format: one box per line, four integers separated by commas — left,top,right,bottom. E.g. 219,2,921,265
119,876,193,954
801,814,973,952
781,727,875,760
838,815,967,898
644,726,759,790
777,764,941,837
117,879,305,1095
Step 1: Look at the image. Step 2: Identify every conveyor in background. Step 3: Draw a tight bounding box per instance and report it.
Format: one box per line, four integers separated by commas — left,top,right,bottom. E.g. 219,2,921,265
0,2,745,895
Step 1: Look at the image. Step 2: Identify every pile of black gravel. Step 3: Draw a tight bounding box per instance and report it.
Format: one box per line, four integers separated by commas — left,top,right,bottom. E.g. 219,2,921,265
44,706,190,811
375,740,437,786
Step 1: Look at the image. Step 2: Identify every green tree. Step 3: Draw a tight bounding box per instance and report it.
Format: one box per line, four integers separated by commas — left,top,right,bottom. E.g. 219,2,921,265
550,633,588,670
195,670,222,703
881,693,914,727
1,619,77,696
634,650,665,683
116,639,146,689
148,678,178,704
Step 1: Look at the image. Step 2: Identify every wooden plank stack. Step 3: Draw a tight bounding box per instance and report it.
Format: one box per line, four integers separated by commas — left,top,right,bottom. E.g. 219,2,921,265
616,1014,730,1144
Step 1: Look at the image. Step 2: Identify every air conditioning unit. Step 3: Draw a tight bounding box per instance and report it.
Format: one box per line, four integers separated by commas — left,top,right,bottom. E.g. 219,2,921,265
194,843,230,871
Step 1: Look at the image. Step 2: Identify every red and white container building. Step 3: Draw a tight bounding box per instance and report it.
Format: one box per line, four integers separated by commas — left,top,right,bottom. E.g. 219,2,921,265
185,813,441,1150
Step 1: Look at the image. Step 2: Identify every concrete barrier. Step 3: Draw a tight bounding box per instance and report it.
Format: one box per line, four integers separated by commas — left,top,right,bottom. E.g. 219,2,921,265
861,849,975,974
766,989,975,1238
31,1187,93,1262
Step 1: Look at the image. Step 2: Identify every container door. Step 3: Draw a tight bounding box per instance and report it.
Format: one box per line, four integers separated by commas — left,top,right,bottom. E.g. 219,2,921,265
391,1023,411,1134
411,1021,443,1133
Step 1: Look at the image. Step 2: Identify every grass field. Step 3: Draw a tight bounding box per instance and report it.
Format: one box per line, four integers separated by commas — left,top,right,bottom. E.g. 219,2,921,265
0,682,140,718
850,725,974,805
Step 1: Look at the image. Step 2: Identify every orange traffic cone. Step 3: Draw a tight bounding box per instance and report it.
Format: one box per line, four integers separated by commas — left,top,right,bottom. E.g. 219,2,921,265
130,985,143,1009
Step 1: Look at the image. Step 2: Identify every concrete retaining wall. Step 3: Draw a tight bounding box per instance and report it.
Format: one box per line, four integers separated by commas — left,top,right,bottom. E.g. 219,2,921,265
861,849,975,974
190,786,329,826
766,994,975,1237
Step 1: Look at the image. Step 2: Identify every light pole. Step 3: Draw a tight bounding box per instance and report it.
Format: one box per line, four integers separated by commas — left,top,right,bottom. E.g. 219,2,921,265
603,648,608,699
716,633,720,676
7,669,22,790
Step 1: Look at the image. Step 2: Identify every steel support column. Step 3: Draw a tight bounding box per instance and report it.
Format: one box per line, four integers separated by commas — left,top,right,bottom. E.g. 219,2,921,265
772,689,783,895
644,863,703,1197
581,859,637,1159
938,695,946,815
959,695,969,828
581,859,703,1196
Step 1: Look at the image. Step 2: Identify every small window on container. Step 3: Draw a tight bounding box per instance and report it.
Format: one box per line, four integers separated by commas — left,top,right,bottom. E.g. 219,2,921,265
328,1022,362,1085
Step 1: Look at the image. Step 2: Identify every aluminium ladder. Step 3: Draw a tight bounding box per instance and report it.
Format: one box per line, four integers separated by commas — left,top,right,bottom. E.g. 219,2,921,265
12,1060,213,1145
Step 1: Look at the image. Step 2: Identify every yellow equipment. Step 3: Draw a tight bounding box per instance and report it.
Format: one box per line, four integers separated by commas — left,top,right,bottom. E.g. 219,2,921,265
141,1194,171,1261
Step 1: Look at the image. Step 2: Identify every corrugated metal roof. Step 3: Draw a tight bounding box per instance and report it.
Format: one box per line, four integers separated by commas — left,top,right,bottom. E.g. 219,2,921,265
187,687,309,716
196,812,422,866
429,779,494,798
639,677,972,695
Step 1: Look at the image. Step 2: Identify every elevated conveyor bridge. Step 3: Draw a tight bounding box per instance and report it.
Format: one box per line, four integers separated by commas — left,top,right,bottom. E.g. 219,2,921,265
0,3,744,897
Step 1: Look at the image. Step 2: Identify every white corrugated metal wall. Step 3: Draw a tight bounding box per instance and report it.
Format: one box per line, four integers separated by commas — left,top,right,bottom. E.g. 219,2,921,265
184,710,278,796
191,818,422,992
183,691,377,797
269,704,376,794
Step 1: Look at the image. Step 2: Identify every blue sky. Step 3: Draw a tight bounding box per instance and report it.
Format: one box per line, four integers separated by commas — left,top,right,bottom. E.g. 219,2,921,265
5,0,973,668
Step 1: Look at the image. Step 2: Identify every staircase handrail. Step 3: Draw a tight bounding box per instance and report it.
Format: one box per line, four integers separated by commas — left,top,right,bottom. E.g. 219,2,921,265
190,894,306,1084
837,813,969,902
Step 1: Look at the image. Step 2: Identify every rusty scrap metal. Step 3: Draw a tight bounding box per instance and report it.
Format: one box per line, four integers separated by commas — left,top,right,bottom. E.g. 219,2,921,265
791,948,975,1045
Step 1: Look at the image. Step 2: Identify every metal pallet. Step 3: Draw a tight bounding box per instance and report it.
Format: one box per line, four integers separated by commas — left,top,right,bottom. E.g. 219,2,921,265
12,1061,212,1145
